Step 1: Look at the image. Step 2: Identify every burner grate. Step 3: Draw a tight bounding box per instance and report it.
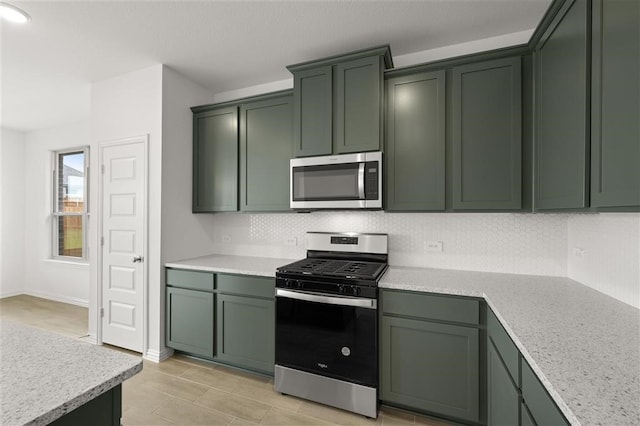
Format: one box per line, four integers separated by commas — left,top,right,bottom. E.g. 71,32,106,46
279,258,385,280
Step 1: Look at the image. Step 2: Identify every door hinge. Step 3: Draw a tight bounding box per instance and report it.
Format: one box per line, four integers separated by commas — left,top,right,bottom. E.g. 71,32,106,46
100,307,104,318
101,164,105,174
100,236,104,246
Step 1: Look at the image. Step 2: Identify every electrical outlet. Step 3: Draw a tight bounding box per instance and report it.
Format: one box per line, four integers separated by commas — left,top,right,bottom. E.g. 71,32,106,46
425,240,444,252
221,235,232,243
284,237,298,246
573,247,585,258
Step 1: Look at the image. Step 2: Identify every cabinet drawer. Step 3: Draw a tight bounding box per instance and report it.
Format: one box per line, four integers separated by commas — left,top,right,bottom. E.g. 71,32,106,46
217,274,274,299
381,290,479,325
166,269,214,292
487,308,519,386
522,360,569,426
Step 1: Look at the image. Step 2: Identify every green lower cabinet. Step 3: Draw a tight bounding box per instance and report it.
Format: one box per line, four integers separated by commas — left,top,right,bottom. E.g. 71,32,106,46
521,361,569,426
166,287,215,359
50,384,122,426
380,315,480,423
216,293,275,374
520,401,536,426
487,340,520,426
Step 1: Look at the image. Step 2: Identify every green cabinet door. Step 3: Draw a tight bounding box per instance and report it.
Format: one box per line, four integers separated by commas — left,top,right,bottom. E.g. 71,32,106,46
590,0,640,208
487,340,520,426
166,287,214,359
240,95,293,211
521,361,569,426
521,402,537,426
535,0,589,210
334,55,383,154
385,70,446,211
452,57,522,210
216,294,275,374
192,106,239,212
293,66,333,157
380,315,480,422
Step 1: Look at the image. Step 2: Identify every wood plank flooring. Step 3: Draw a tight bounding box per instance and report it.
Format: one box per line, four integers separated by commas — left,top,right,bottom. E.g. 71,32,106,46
0,295,453,426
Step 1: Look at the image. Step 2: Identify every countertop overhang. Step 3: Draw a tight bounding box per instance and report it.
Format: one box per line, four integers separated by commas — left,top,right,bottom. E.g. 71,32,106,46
0,320,142,426
165,254,640,425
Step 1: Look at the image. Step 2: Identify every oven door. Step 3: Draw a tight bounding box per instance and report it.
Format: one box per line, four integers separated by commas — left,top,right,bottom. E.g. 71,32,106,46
275,288,378,387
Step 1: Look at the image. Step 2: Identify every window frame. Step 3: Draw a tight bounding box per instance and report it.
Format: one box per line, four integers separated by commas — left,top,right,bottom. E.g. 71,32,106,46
51,147,89,261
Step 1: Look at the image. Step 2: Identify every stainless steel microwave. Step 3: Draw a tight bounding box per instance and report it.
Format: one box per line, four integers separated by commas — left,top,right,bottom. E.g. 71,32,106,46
290,151,382,210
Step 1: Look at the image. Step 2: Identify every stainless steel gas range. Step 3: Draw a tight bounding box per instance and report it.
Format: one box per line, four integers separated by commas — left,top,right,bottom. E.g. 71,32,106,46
274,232,388,418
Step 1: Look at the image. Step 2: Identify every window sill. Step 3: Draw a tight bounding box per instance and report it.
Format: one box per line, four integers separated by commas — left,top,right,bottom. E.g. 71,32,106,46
43,258,90,268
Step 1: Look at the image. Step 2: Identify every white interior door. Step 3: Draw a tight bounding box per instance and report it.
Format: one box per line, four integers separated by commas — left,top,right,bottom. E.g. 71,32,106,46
100,137,147,352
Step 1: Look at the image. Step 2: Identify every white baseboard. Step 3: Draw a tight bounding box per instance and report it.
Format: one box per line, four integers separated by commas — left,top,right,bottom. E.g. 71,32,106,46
22,289,88,308
0,289,24,299
144,347,174,363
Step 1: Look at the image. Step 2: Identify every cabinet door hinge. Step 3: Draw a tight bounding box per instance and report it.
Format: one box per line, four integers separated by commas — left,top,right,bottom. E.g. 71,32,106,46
100,307,104,318
100,236,104,246
101,164,105,174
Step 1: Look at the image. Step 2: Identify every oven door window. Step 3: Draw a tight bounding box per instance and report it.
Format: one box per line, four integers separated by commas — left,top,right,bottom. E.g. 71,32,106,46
292,163,363,201
275,295,377,387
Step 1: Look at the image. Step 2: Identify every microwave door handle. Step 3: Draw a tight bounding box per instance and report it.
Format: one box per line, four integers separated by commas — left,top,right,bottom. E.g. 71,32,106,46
358,162,365,199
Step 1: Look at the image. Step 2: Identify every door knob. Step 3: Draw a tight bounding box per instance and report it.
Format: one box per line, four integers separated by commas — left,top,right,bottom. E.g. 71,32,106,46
132,256,143,263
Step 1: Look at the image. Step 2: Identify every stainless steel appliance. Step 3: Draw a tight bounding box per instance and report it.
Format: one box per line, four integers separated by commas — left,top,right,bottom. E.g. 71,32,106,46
290,152,382,210
274,232,388,418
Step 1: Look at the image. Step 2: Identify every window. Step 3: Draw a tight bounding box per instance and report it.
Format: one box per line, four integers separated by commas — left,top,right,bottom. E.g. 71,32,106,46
52,148,88,260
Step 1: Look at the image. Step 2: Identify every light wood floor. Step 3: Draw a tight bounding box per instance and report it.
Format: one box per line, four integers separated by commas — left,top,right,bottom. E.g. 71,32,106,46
0,295,453,426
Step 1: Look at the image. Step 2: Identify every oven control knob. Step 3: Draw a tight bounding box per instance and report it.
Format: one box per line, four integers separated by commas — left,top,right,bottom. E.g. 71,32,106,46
337,285,345,294
296,280,304,290
352,286,360,296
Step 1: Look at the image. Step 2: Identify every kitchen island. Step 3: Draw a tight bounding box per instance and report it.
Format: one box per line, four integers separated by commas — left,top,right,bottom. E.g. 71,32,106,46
0,320,142,425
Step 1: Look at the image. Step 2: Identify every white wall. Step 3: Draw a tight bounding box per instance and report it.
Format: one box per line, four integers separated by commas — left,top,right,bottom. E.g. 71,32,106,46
160,66,217,263
568,213,640,308
90,65,163,357
19,122,91,306
0,128,26,297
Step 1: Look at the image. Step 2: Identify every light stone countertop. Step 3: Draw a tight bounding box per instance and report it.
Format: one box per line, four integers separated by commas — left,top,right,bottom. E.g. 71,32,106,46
380,266,640,426
165,254,295,277
164,254,640,426
0,320,143,426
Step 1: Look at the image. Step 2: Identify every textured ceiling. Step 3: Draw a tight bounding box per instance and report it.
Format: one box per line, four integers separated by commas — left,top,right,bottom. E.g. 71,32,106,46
1,0,552,132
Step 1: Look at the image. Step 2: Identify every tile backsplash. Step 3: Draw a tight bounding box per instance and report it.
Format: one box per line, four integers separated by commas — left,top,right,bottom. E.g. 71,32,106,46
209,212,568,277
568,214,640,308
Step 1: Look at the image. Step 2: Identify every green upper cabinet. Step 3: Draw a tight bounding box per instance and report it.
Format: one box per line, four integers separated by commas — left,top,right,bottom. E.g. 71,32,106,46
292,66,333,157
590,0,640,208
192,106,239,212
240,94,293,212
451,57,522,210
534,0,590,210
288,45,392,157
334,55,384,154
385,70,446,211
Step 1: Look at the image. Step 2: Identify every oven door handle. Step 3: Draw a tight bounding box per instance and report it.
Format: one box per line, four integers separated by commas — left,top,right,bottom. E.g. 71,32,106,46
276,288,377,309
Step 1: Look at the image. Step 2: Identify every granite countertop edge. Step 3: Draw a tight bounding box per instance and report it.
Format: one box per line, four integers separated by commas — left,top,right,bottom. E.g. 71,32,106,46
30,362,143,426
164,254,294,277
